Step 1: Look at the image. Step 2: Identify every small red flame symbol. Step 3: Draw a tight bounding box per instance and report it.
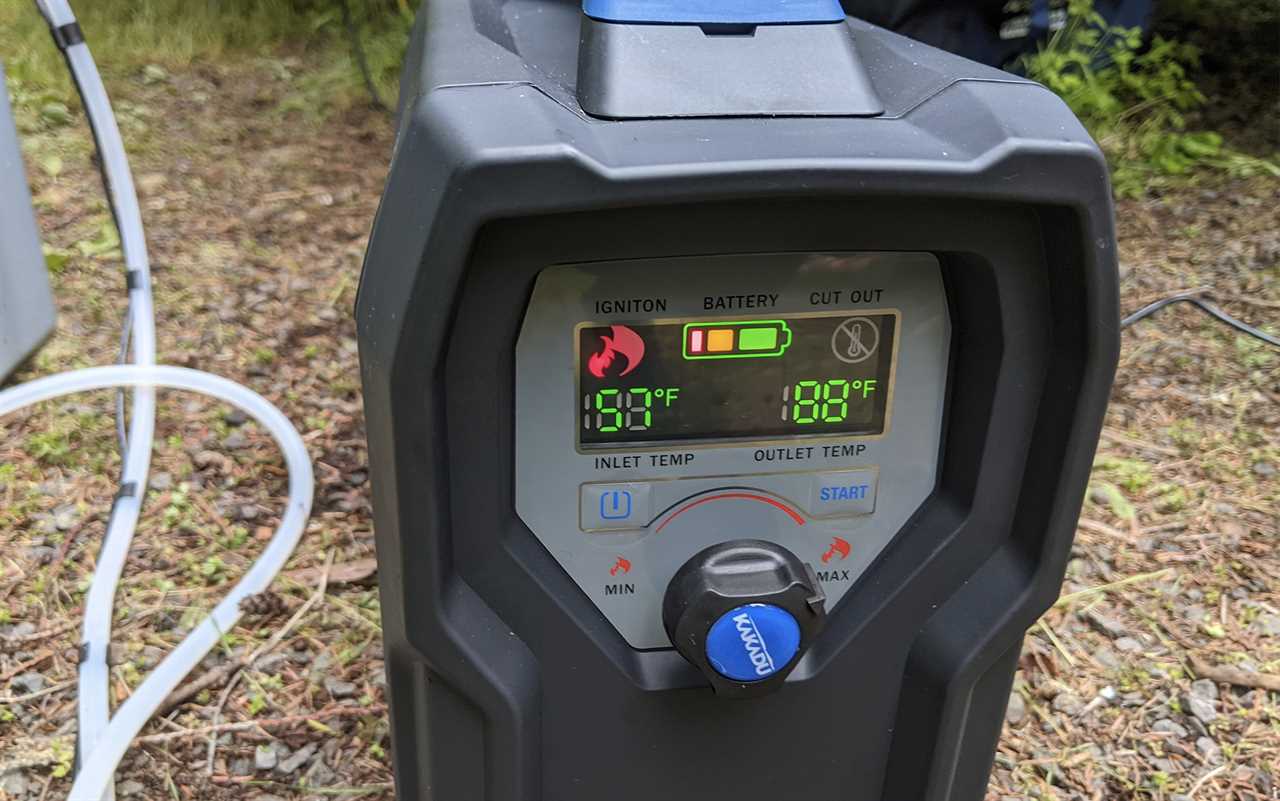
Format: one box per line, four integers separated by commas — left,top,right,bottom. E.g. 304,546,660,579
588,325,645,379
821,537,851,564
610,556,632,576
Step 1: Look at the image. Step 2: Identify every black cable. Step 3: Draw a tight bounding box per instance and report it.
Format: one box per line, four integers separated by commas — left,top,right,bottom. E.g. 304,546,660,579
337,0,392,114
1121,290,1280,348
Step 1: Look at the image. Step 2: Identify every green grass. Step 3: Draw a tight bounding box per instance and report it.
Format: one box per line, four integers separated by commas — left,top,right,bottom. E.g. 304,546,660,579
1,0,414,116
1020,0,1278,196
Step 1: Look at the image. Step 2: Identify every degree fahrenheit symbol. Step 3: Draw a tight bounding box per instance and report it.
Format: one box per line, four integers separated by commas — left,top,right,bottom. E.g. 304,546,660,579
850,379,878,399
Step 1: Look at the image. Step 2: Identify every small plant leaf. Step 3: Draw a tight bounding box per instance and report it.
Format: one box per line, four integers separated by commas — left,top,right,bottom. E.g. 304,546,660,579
40,101,71,127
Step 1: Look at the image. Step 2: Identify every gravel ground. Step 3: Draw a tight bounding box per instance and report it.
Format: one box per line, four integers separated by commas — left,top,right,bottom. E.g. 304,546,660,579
1,57,1276,801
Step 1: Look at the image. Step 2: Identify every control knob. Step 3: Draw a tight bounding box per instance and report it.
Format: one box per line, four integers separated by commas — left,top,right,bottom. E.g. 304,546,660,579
662,540,826,697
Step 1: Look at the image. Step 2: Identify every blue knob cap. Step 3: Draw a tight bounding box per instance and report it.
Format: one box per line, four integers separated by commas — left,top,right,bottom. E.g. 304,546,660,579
705,603,801,682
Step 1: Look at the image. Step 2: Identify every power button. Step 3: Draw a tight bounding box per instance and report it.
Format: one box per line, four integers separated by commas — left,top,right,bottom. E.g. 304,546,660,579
580,483,652,531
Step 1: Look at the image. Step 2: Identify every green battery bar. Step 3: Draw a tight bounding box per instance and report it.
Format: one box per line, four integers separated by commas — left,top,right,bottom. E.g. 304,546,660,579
682,320,793,360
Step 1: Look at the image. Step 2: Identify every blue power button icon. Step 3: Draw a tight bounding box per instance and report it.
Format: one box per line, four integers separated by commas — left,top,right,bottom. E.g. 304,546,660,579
582,484,651,532
600,490,632,520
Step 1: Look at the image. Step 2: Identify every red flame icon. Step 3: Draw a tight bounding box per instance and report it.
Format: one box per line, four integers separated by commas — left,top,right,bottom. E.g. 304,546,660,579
588,325,645,379
821,537,851,564
610,556,632,576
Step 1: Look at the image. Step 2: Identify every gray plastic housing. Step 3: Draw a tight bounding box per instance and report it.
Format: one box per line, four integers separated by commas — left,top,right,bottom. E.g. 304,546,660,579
0,65,56,382
358,2,1119,800
577,18,885,118
514,253,950,650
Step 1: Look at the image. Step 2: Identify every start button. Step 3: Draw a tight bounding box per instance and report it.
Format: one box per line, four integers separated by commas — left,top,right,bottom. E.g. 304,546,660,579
806,469,878,518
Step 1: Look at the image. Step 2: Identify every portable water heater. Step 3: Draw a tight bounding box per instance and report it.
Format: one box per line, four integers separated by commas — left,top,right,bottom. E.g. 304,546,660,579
357,0,1120,798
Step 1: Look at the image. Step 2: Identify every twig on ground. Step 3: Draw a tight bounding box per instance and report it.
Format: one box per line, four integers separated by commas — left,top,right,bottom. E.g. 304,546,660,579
1077,517,1134,541
0,678,74,704
0,651,53,684
286,557,376,587
135,704,386,745
1187,763,1228,798
1054,569,1174,608
1189,656,1280,693
1035,620,1077,668
1100,427,1180,456
47,514,99,576
0,621,77,649
206,549,337,773
161,550,334,714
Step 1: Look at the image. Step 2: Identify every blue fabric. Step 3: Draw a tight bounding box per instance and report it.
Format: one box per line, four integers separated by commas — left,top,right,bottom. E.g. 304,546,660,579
583,0,845,25
841,0,1153,68
1029,0,1051,39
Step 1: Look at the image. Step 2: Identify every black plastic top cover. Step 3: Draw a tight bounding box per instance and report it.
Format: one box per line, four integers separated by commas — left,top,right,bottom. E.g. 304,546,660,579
577,17,886,118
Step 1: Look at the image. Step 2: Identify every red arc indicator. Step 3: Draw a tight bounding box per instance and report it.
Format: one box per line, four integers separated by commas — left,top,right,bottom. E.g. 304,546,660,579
655,492,806,533
588,325,645,378
610,556,632,576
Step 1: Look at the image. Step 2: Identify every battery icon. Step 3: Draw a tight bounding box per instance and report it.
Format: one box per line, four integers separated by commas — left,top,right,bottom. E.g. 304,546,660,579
683,320,792,360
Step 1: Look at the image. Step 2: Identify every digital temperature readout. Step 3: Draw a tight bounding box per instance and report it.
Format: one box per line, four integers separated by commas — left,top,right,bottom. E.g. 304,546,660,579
578,311,897,447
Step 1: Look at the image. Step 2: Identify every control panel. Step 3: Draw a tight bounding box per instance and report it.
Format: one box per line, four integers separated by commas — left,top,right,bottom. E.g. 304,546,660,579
516,252,950,649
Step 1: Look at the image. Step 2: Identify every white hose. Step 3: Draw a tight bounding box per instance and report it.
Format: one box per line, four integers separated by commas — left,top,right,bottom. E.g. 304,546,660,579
12,2,315,799
0,367,314,801
33,2,158,789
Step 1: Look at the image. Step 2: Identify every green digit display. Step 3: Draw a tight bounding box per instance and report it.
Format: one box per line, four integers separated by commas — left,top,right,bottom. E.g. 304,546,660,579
625,388,652,431
821,379,850,422
783,379,869,425
595,389,622,432
792,380,820,424
579,313,895,446
585,387,678,433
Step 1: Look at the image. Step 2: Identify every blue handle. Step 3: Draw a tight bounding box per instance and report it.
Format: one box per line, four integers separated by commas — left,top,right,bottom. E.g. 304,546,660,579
582,0,845,25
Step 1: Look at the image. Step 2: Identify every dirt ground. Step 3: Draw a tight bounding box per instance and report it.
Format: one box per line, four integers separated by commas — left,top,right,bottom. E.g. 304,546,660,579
0,57,1277,801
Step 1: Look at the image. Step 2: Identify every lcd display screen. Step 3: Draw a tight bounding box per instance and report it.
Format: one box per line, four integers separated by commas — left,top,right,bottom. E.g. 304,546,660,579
577,311,897,447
